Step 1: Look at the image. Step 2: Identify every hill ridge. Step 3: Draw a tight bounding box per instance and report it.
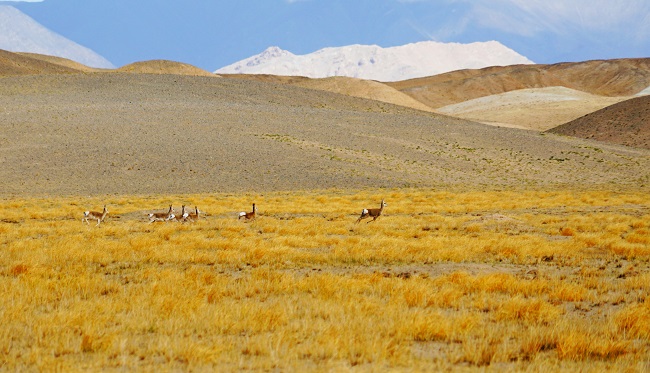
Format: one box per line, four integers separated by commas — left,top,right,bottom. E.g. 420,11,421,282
548,95,650,150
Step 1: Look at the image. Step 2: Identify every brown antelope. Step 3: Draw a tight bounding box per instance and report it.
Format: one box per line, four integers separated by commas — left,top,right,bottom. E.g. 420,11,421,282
239,203,256,220
186,206,200,222
356,199,386,223
82,205,108,226
175,205,189,222
148,205,175,223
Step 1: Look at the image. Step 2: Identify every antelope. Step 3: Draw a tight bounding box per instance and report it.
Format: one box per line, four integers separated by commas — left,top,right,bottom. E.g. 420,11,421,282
239,203,256,220
356,199,386,223
82,205,108,226
175,205,190,222
186,206,200,222
148,205,175,223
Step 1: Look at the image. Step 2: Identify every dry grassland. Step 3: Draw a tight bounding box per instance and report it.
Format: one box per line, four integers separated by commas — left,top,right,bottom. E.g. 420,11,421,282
1,189,649,371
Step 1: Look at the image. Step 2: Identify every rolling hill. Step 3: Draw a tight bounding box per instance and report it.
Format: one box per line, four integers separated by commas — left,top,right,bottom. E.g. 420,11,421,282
0,49,649,197
388,58,650,109
548,96,650,150
0,72,648,197
0,49,80,76
117,60,217,77
0,49,219,78
437,87,627,131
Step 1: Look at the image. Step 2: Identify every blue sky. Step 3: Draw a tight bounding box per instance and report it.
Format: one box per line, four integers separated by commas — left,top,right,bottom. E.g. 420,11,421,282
5,0,650,71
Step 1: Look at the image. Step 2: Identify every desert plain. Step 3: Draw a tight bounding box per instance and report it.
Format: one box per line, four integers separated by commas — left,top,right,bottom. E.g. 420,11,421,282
0,50,649,371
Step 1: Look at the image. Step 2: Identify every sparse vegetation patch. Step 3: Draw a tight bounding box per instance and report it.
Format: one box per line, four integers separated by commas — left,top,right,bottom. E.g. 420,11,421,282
1,188,648,371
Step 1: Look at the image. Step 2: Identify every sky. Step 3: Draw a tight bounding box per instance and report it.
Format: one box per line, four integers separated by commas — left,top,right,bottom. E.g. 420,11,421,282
4,0,650,71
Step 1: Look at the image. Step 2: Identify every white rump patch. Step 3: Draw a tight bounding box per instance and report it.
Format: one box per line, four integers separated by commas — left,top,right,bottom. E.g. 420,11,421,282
239,212,246,217
362,209,368,215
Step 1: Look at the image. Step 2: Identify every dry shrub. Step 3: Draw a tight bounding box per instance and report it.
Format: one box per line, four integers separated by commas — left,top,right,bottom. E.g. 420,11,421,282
608,241,650,257
519,327,557,359
460,331,502,366
496,296,561,324
560,227,575,236
557,330,631,360
472,273,516,293
9,264,28,276
406,312,451,342
550,282,588,302
625,229,650,245
615,300,650,339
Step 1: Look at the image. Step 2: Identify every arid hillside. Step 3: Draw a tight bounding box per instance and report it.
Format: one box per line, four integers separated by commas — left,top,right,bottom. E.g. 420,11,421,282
548,95,650,150
388,58,650,109
0,49,80,76
17,52,103,72
222,74,436,113
117,60,217,77
223,59,650,135
0,72,648,197
437,87,627,131
0,49,218,78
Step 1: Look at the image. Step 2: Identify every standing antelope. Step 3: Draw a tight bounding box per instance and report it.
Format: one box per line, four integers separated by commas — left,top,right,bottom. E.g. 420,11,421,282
82,205,108,226
239,203,256,220
148,205,175,223
356,199,386,223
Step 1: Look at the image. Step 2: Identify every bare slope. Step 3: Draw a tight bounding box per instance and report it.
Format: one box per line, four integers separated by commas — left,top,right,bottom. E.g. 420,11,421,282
0,73,648,197
17,52,103,72
0,50,218,78
0,49,80,76
224,74,435,113
388,58,650,109
118,60,217,77
438,87,626,131
548,96,650,150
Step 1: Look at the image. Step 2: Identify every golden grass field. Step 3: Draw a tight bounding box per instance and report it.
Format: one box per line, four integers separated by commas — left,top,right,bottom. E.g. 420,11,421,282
1,188,649,371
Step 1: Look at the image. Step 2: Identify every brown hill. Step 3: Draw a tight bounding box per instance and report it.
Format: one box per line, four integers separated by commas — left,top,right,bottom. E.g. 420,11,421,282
0,49,81,76
118,60,217,77
221,73,310,85
388,58,650,109
16,52,103,72
437,87,627,131
222,74,436,113
0,73,648,197
548,96,650,150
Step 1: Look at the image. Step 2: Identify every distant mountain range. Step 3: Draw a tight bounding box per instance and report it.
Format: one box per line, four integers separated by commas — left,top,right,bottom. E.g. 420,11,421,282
215,41,534,82
0,5,113,69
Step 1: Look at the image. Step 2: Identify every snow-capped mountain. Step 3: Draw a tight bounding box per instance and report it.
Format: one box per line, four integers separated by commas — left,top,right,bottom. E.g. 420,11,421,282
0,5,114,68
215,41,534,82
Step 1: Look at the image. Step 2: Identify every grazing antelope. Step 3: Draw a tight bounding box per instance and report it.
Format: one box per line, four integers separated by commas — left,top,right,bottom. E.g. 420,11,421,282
82,205,108,226
239,203,256,220
356,199,386,223
148,205,175,223
186,206,200,222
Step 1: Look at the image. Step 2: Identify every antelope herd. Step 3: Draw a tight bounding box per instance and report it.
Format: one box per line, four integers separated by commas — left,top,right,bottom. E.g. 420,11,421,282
82,199,387,227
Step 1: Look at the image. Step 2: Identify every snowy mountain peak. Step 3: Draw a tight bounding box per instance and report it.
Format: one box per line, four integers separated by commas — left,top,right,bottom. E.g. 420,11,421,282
0,5,114,68
260,46,293,59
243,46,295,69
216,40,534,82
